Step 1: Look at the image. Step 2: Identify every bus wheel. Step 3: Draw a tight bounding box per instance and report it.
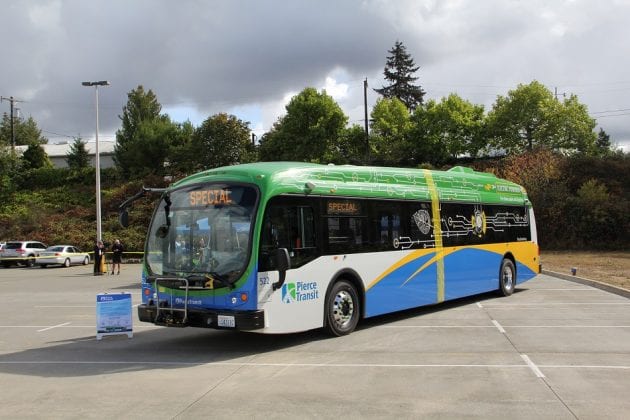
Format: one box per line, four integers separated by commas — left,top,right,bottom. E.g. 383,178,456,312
499,258,516,296
325,280,359,336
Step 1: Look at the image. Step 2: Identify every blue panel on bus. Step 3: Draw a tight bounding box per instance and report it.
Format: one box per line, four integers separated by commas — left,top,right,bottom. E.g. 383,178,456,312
443,248,501,300
365,247,538,319
365,253,437,317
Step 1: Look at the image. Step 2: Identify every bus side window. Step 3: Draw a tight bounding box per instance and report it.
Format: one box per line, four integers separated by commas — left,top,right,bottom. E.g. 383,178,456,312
259,202,318,271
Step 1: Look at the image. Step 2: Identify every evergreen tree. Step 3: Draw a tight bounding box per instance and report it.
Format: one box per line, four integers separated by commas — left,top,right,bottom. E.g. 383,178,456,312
66,137,90,169
114,86,164,177
21,143,52,169
0,114,47,146
595,128,612,156
374,41,426,111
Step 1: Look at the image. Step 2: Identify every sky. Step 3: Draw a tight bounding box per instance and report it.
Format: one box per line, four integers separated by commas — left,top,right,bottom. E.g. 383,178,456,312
1,0,629,152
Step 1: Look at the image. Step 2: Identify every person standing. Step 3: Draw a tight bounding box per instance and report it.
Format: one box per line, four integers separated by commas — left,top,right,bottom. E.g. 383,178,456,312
93,240,104,276
111,239,124,275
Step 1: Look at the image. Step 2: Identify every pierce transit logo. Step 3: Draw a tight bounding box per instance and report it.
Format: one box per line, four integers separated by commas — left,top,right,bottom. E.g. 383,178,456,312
282,281,319,303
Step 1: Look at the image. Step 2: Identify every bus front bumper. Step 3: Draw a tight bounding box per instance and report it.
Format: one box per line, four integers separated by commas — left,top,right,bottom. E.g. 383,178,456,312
138,304,265,330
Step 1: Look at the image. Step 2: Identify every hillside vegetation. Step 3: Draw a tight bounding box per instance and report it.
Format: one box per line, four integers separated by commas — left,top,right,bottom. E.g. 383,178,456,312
0,150,628,253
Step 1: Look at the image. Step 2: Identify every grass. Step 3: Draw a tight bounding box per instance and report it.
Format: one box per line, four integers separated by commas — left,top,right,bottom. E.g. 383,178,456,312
541,251,630,290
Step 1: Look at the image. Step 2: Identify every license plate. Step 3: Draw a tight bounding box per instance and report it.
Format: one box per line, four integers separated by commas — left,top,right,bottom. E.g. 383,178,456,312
217,315,235,328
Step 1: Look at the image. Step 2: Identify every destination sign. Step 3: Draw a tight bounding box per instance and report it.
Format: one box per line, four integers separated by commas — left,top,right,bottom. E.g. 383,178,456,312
327,200,361,215
189,189,233,206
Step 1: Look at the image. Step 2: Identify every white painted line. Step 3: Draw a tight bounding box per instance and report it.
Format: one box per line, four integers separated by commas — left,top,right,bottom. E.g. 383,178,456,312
37,322,71,332
503,325,630,328
492,320,506,333
521,354,545,378
483,302,630,307
379,326,494,329
0,325,159,329
540,365,630,370
0,360,626,371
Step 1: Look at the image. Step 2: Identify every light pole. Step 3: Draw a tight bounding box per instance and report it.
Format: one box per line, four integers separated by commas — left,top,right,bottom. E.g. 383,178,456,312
82,80,110,242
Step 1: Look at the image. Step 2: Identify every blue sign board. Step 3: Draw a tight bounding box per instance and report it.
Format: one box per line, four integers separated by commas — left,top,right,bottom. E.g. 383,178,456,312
96,293,133,340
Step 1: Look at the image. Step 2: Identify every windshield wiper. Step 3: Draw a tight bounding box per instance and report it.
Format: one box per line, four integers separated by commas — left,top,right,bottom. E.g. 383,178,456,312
186,272,233,289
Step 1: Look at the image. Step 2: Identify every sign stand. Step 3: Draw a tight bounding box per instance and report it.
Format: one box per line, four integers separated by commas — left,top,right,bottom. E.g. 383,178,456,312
96,292,133,340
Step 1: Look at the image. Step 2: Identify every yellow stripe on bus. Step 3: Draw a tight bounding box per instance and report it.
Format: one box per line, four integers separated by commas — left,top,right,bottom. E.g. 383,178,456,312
424,169,445,302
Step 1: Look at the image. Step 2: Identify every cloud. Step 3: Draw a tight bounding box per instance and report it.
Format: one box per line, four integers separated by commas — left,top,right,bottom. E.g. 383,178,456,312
0,0,628,149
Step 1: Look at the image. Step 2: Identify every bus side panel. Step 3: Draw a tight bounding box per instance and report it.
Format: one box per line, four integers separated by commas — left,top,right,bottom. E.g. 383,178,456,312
442,247,501,301
364,251,438,317
256,263,327,334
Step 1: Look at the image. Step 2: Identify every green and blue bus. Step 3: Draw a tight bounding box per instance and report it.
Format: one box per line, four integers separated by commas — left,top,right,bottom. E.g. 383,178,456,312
121,162,540,336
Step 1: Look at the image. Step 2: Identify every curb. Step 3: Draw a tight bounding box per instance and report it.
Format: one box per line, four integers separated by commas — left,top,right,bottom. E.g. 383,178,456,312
542,269,630,299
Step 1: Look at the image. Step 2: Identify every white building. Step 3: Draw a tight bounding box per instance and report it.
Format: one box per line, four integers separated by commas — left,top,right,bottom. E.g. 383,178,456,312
14,141,116,169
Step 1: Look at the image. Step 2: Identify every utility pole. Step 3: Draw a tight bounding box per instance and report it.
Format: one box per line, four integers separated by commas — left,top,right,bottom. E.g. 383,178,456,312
363,78,369,163
1,96,22,150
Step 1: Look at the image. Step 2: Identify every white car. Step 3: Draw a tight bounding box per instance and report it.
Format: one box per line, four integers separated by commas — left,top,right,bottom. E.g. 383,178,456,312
36,245,91,268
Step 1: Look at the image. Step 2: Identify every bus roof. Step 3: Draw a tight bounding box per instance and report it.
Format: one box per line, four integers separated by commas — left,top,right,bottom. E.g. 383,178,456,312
172,162,530,206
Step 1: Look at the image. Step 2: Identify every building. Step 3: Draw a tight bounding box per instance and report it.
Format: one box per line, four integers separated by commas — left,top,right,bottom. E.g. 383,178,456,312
14,140,116,169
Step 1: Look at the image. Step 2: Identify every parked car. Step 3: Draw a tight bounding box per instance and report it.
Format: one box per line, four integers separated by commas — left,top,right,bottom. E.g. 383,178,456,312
0,241,48,267
36,245,91,268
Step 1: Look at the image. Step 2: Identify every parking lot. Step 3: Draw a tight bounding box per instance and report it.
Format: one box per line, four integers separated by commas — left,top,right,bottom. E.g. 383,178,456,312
0,265,629,419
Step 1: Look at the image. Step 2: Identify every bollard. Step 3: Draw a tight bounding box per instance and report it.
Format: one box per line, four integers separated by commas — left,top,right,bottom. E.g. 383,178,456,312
571,267,577,276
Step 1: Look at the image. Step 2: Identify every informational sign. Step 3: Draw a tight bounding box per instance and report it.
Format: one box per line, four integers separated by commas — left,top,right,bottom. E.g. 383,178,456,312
96,293,133,340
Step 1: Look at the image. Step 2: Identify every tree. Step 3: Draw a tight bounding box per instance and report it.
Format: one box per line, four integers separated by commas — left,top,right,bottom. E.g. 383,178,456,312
551,94,597,154
418,94,486,160
190,113,254,170
21,143,52,169
114,85,163,176
66,137,90,169
116,116,185,178
258,88,347,162
486,81,597,155
595,128,613,156
369,97,412,164
0,114,47,146
329,125,368,164
374,41,426,111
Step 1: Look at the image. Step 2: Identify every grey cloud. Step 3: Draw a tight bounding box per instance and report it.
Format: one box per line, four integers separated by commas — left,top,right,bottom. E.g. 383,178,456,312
1,0,628,149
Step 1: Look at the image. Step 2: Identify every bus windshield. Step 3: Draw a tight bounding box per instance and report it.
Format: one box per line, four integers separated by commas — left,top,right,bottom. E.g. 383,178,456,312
145,183,258,286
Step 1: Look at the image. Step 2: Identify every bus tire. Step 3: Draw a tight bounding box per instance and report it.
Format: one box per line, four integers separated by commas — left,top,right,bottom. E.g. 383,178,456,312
325,280,360,336
499,258,516,296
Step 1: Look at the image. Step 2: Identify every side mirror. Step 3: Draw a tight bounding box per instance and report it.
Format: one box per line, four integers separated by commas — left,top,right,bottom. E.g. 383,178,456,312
156,224,170,238
272,248,291,291
119,209,129,228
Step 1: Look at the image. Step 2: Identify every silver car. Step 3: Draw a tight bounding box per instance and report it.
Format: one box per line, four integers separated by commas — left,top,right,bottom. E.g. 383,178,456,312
1,241,47,267
36,245,91,268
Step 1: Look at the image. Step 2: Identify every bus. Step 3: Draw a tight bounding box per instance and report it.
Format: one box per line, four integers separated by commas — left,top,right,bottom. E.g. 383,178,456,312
120,162,540,336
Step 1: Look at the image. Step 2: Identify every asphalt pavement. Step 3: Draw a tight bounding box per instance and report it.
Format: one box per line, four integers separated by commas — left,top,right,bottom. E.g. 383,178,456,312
0,264,629,419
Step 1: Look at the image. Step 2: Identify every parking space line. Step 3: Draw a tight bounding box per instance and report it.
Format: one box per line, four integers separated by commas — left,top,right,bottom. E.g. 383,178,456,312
504,325,630,328
0,360,627,371
492,320,506,333
483,302,630,307
521,354,546,378
37,322,71,332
